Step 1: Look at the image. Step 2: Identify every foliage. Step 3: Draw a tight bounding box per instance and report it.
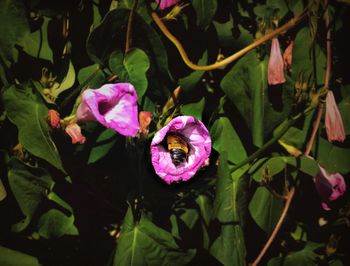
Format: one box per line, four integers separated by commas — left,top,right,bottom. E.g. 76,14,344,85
0,0,349,265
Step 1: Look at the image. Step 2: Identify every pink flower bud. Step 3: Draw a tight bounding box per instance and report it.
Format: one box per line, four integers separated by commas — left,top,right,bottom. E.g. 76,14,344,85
283,41,294,71
313,165,346,210
139,111,152,138
65,123,86,144
268,38,286,85
325,91,346,142
47,109,61,129
155,0,181,10
76,83,139,137
151,116,211,184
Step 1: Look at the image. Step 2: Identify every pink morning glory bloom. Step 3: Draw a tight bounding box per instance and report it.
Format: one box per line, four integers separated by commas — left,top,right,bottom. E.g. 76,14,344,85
268,38,286,85
76,83,139,137
325,91,346,142
151,116,211,184
65,123,86,144
313,165,346,210
155,0,180,10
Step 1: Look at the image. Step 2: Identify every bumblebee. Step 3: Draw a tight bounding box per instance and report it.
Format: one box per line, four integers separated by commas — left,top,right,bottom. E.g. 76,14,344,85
166,133,189,166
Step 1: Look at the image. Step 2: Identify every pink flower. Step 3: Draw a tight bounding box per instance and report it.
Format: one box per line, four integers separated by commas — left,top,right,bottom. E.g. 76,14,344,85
283,41,294,71
65,123,86,144
76,83,139,137
313,166,346,210
268,38,286,85
138,111,152,139
47,109,61,129
155,0,180,10
325,91,346,142
151,116,211,184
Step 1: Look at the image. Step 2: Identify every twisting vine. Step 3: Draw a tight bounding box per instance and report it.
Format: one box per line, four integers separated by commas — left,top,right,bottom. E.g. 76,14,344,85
151,9,308,71
251,2,333,264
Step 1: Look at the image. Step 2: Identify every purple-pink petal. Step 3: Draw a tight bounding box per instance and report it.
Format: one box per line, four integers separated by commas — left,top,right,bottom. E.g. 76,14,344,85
76,83,139,137
325,91,346,142
268,38,286,85
151,116,211,184
313,165,346,210
155,0,180,10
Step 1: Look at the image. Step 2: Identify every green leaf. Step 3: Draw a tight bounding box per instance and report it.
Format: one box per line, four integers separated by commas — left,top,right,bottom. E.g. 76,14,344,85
191,0,218,29
0,246,41,266
221,51,294,147
19,17,53,62
277,110,315,149
88,128,117,164
210,114,247,165
87,8,170,96
178,51,207,92
38,209,78,239
77,64,105,89
181,97,205,121
292,27,326,85
250,156,320,182
210,152,248,266
117,0,152,23
3,84,64,171
51,60,76,99
339,85,350,135
114,208,195,266
248,186,284,235
313,137,350,174
0,0,30,67
109,48,150,100
267,241,323,266
8,158,53,232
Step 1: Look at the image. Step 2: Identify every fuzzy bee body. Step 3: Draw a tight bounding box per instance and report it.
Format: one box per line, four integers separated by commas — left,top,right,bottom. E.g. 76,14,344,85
166,134,189,166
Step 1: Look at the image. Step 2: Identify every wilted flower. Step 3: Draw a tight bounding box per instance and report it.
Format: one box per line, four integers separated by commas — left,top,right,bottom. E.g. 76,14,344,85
0,178,6,201
155,0,181,10
151,116,211,184
76,83,139,137
283,41,294,71
268,38,286,85
313,165,346,210
47,109,61,129
65,123,86,144
325,91,346,142
138,111,152,139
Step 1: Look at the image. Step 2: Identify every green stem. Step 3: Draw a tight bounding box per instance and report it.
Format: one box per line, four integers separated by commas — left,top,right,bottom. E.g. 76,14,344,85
230,115,299,173
125,0,139,54
60,67,101,109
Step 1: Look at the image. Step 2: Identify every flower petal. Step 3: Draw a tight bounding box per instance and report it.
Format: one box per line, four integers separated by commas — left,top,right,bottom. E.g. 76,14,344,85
155,0,181,10
76,83,139,137
65,123,86,144
313,165,346,210
268,38,286,85
151,116,211,184
325,91,346,142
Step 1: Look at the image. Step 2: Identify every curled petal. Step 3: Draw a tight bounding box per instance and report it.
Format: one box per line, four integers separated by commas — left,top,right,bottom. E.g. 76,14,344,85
47,109,61,129
268,38,286,85
313,165,346,210
76,83,139,137
151,116,211,184
325,91,346,142
155,0,181,10
139,111,152,138
0,178,7,201
65,123,86,144
283,41,294,71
